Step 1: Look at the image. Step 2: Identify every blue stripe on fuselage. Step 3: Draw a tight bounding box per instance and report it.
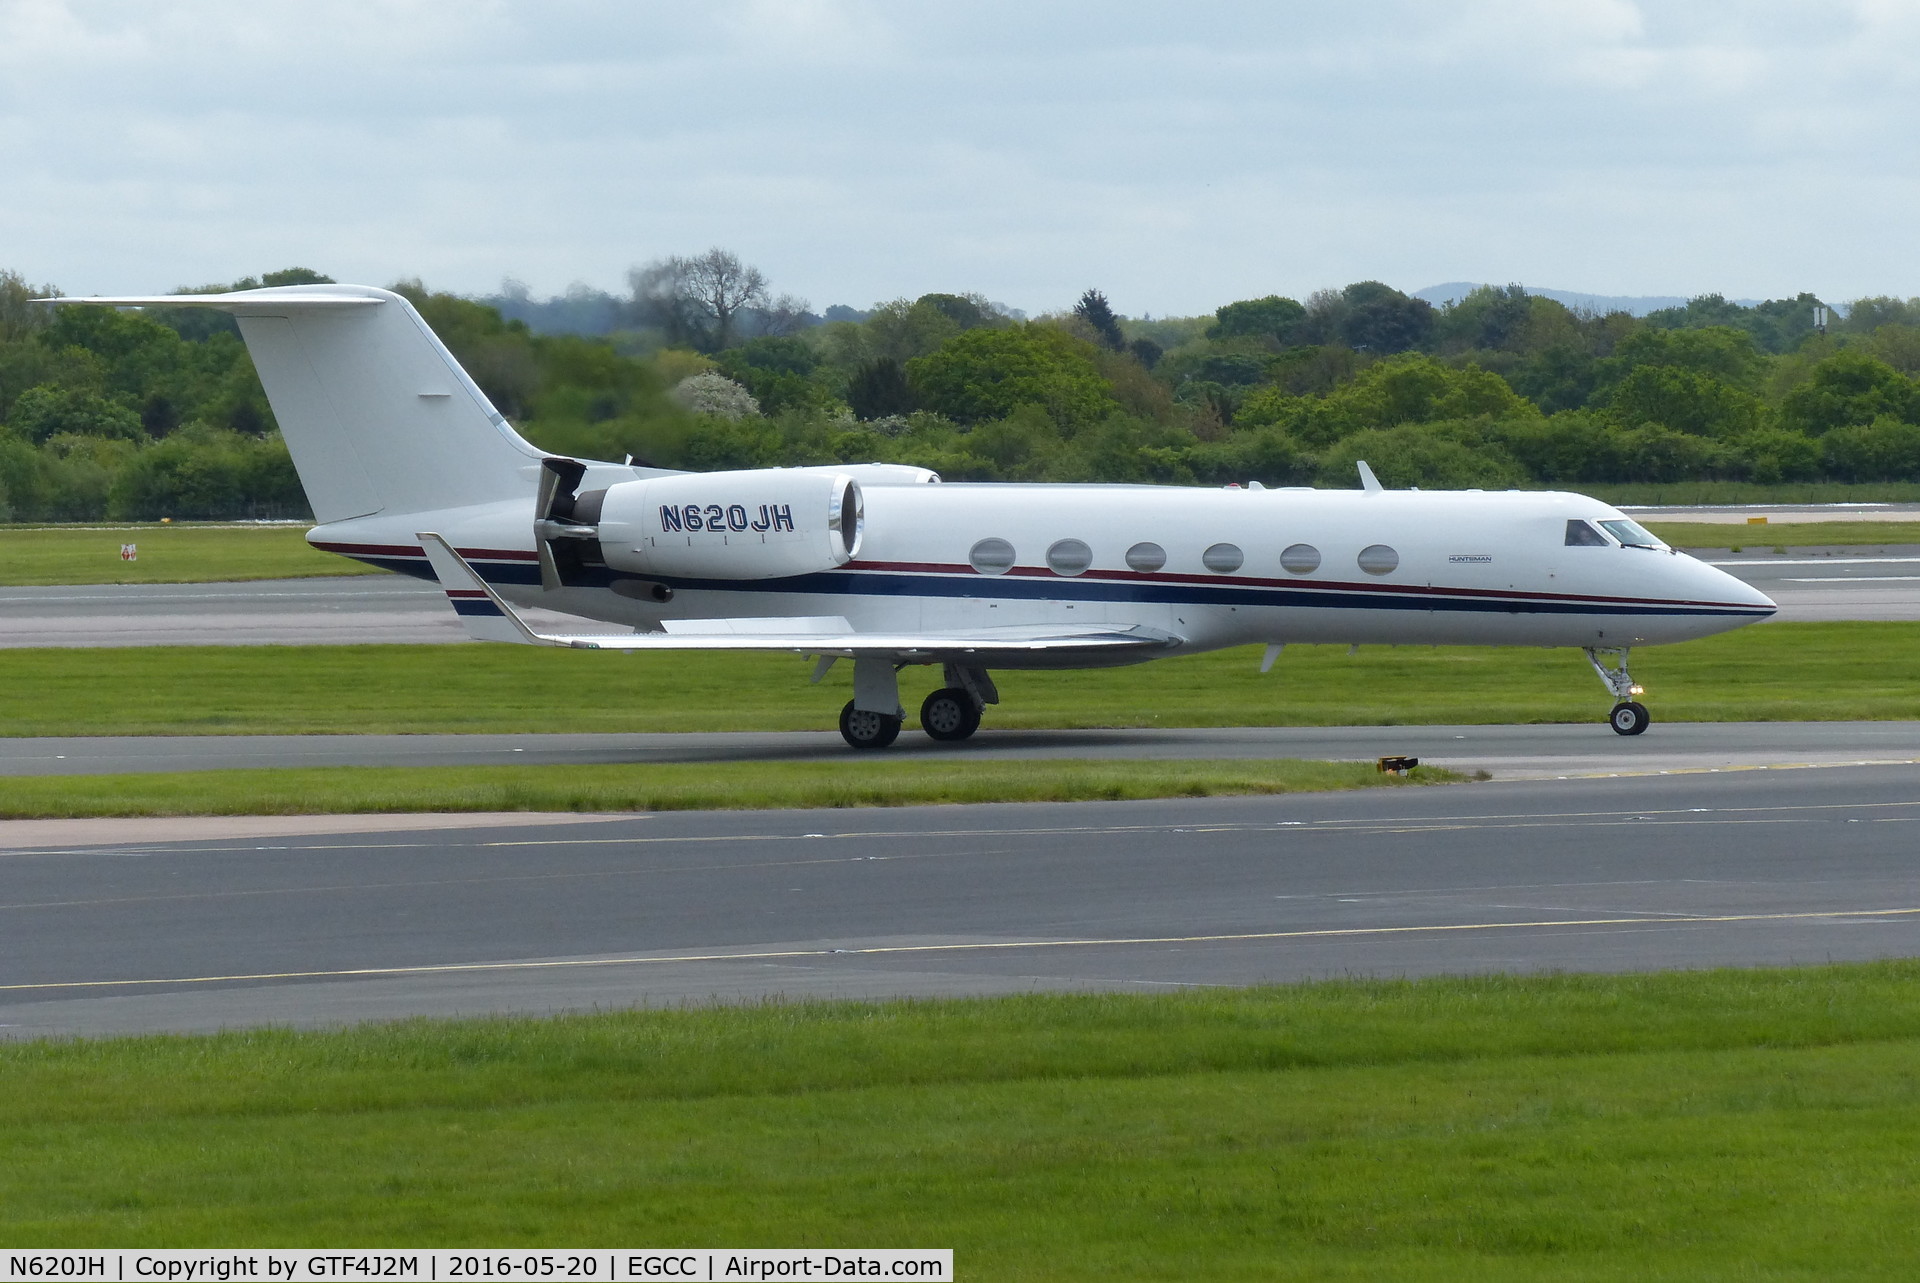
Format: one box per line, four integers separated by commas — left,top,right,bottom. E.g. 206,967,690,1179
354,552,1768,619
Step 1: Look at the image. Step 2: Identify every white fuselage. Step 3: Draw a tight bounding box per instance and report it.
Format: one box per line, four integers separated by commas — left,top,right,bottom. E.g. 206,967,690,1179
314,478,1776,666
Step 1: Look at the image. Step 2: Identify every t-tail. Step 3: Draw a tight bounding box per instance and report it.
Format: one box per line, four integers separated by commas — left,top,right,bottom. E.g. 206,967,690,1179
49,285,544,521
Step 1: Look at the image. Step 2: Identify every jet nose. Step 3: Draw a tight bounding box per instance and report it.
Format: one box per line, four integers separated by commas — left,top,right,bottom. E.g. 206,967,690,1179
1705,559,1778,614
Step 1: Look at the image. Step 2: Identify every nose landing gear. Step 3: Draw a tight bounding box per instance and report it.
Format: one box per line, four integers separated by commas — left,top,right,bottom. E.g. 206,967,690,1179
1585,646,1650,736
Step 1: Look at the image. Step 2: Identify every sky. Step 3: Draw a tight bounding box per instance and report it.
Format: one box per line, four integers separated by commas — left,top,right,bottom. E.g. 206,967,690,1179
3,0,1918,317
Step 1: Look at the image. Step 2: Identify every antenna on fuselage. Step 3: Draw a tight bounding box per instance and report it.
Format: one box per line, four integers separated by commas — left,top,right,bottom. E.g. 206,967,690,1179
1356,460,1384,493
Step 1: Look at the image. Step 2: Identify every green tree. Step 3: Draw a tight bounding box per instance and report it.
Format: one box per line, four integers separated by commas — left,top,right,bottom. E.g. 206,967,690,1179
1820,416,1920,481
1315,424,1526,489
1208,295,1305,345
906,326,1117,431
1601,365,1762,437
845,358,916,419
1593,325,1765,393
1432,284,1535,354
5,385,144,443
1776,351,1920,435
1073,290,1126,352
1236,354,1528,446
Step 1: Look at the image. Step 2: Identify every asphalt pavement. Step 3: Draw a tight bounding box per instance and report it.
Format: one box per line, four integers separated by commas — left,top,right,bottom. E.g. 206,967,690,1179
3,720,1918,781
5,766,1918,1038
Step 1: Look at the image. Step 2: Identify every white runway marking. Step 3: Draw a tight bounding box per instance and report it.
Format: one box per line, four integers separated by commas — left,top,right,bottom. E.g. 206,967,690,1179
9,904,1920,993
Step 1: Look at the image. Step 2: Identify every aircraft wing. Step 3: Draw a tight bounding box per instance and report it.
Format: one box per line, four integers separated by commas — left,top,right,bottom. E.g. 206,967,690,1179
416,533,1179,660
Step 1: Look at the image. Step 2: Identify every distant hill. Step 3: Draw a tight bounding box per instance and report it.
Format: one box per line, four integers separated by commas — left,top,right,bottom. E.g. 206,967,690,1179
1414,282,1760,317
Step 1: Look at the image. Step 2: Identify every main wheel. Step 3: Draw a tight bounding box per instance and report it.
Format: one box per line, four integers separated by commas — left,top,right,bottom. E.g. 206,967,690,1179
920,687,982,741
839,700,902,749
1608,701,1650,736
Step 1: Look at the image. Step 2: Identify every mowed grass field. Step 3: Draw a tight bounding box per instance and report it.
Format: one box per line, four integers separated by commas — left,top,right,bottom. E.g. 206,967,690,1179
0,523,375,584
0,758,1460,819
1647,519,1920,548
2,622,1917,736
6,965,1920,1277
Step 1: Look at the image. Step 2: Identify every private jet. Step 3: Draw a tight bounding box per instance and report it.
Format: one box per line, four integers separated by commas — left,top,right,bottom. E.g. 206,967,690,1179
54,285,1778,747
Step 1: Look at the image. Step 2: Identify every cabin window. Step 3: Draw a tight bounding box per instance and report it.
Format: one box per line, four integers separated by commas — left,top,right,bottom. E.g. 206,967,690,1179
1357,544,1399,575
1202,542,1244,573
968,537,1016,575
1125,541,1166,572
1280,543,1321,574
1565,519,1609,547
1046,538,1093,576
1599,518,1664,548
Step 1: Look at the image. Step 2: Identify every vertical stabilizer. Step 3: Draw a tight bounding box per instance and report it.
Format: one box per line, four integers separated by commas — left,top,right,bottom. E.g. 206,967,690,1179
51,285,545,522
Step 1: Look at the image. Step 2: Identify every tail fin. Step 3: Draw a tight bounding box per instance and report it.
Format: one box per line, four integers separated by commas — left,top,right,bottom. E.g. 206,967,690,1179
51,285,543,522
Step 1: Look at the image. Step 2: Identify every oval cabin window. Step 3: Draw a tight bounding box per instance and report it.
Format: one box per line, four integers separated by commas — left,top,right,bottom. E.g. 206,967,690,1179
1202,542,1244,573
1125,541,1166,572
1046,538,1093,577
969,538,1016,575
1357,544,1399,575
1280,543,1321,574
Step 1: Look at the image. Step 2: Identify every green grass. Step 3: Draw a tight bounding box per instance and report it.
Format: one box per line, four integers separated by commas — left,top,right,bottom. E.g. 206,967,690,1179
0,758,1458,818
2,622,1915,737
1649,519,1920,547
5,964,1920,1277
1577,480,1920,506
0,523,376,585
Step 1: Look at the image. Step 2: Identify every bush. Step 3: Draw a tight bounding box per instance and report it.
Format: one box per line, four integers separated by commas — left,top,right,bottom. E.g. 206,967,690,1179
1315,424,1527,489
106,426,307,520
1821,417,1920,482
669,372,760,421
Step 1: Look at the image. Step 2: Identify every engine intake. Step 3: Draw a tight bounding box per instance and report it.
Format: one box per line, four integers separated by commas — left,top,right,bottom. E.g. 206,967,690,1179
592,468,863,580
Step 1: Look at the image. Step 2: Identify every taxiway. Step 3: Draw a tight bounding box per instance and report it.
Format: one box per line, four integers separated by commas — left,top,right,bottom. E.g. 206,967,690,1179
4,766,1918,1038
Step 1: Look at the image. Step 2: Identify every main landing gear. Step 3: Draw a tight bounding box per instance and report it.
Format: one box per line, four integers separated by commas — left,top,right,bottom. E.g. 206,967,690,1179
835,657,996,749
1585,646,1650,736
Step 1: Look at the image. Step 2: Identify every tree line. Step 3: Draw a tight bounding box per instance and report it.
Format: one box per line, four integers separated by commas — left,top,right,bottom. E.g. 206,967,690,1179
5,254,1920,523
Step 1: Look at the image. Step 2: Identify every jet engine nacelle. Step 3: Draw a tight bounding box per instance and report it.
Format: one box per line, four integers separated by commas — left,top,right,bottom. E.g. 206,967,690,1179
589,468,863,580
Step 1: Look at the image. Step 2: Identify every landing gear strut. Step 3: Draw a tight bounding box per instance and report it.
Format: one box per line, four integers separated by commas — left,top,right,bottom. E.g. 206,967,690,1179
1585,646,1650,736
838,654,905,749
826,657,996,748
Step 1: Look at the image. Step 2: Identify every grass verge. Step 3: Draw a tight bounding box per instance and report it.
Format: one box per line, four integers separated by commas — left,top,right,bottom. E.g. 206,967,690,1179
1649,519,1920,547
3,622,1917,736
5,963,1920,1277
0,758,1458,818
0,523,376,585
1583,479,1920,505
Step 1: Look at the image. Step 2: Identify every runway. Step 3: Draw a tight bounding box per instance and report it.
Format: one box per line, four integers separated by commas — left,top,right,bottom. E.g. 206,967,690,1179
2,544,1919,647
3,720,1919,781
5,766,1919,1038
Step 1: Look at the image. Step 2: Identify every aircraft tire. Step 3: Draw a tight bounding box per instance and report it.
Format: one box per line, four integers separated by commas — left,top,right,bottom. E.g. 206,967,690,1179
839,700,903,749
920,688,982,741
1608,701,1650,736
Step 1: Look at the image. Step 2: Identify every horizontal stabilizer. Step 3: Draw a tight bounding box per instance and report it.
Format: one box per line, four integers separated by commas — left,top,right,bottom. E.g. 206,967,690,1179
416,533,1179,660
46,292,382,312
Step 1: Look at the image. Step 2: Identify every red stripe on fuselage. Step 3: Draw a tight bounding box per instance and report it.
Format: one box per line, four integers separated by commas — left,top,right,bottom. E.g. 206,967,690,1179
836,559,1761,612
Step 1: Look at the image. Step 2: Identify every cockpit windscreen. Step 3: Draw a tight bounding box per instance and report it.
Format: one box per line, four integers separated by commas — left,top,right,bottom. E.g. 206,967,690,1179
1598,518,1664,549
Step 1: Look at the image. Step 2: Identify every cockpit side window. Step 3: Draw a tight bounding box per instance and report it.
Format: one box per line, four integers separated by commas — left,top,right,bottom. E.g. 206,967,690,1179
1599,518,1664,549
1565,519,1609,547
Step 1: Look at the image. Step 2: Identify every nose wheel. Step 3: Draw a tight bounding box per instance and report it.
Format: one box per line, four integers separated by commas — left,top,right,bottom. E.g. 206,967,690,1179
1585,646,1652,736
1609,701,1650,736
